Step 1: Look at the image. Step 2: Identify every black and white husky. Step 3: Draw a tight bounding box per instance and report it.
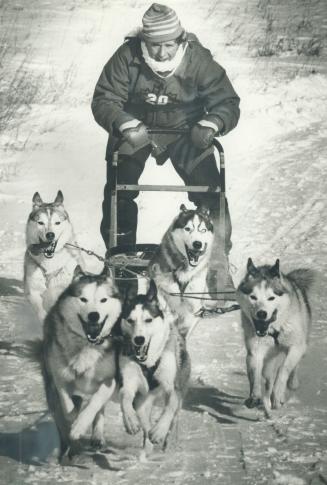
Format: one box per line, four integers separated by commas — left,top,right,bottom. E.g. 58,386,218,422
24,191,82,321
148,204,214,337
236,258,316,412
119,280,191,456
42,266,122,461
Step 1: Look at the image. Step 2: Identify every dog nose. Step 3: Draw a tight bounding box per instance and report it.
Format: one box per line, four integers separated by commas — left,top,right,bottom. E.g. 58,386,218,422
256,310,267,320
88,312,100,323
134,336,145,346
46,232,55,241
193,240,202,250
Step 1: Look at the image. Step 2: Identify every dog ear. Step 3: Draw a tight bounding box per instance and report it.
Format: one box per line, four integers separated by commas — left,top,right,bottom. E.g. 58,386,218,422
72,264,84,281
100,263,113,279
54,190,64,205
247,258,258,276
32,192,43,207
197,204,210,218
147,279,158,301
270,259,280,278
123,282,137,305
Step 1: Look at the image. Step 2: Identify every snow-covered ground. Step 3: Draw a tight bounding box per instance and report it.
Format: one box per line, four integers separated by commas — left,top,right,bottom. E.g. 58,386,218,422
0,0,326,483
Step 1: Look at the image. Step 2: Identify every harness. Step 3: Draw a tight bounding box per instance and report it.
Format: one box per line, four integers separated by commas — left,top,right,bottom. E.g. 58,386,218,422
60,242,241,318
121,341,161,390
27,249,66,286
139,358,161,391
270,329,280,346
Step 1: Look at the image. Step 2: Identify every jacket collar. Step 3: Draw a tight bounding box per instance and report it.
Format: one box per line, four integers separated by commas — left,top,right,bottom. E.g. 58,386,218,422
128,35,192,77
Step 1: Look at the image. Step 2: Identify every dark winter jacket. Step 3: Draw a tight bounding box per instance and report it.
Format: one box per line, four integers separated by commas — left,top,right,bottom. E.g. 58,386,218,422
91,34,240,159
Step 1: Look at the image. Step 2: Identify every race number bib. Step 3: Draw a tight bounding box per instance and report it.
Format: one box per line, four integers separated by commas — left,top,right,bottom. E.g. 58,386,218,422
146,93,169,105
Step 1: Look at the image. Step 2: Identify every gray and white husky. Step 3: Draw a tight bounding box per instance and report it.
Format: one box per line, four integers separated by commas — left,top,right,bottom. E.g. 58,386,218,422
236,258,316,412
119,280,191,456
24,191,82,321
42,266,122,461
148,204,214,337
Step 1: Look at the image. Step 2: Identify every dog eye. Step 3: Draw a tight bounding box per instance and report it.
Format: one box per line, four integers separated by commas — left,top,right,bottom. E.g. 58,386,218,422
55,221,61,225
268,296,275,301
250,295,257,301
184,227,191,232
127,318,134,324
100,298,108,303
37,221,45,225
145,318,153,323
80,297,88,303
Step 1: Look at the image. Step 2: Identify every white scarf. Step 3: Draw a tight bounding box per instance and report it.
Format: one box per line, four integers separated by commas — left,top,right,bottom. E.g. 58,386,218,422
141,40,187,78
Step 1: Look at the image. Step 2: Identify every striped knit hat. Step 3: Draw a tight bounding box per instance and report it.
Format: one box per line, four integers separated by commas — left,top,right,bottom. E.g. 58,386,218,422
141,3,184,43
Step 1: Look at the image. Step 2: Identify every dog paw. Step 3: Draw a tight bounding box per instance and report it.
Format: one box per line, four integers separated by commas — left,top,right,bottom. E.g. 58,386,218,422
272,380,287,409
271,394,286,409
70,348,100,375
90,436,106,450
123,411,140,435
149,421,169,445
244,397,262,409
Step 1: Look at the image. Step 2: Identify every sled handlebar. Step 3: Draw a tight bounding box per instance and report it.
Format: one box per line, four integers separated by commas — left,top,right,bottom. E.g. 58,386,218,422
116,128,224,154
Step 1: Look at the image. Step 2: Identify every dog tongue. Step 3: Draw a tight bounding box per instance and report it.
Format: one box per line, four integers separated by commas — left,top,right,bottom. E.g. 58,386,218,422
135,345,146,361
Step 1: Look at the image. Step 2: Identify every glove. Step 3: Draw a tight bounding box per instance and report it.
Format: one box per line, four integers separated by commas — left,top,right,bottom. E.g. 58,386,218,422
191,124,216,150
121,123,150,150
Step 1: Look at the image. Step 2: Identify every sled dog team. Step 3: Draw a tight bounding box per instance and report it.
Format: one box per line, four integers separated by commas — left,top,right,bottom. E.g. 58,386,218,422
24,191,316,461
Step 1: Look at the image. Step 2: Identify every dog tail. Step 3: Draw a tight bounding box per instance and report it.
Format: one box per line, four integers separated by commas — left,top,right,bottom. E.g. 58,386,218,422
11,339,44,367
286,268,318,293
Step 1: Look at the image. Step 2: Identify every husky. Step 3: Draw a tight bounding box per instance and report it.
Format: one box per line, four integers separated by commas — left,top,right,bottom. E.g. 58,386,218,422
41,266,122,461
148,204,214,337
236,258,316,412
24,191,82,321
118,280,191,455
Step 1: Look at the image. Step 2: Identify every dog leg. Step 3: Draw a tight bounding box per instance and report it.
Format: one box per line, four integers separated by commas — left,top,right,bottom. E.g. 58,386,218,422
57,386,75,418
47,384,74,460
287,365,300,390
272,345,306,409
91,409,106,449
26,290,47,321
185,313,201,341
262,351,280,414
245,345,265,408
120,385,141,436
70,379,115,441
120,360,146,435
149,390,179,446
134,393,157,459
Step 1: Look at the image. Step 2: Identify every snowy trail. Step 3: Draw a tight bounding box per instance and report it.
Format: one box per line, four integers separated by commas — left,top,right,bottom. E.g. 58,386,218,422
1,0,327,483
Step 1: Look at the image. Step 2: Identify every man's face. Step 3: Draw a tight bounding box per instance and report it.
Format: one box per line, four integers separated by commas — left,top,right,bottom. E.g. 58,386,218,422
145,40,179,61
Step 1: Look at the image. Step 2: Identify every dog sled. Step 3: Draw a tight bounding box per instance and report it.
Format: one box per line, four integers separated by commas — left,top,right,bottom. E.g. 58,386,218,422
106,128,239,318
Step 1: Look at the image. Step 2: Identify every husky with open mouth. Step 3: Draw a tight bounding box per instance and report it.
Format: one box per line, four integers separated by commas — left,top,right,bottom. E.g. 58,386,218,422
148,204,214,337
41,266,122,461
24,191,83,321
236,258,317,412
119,280,190,455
